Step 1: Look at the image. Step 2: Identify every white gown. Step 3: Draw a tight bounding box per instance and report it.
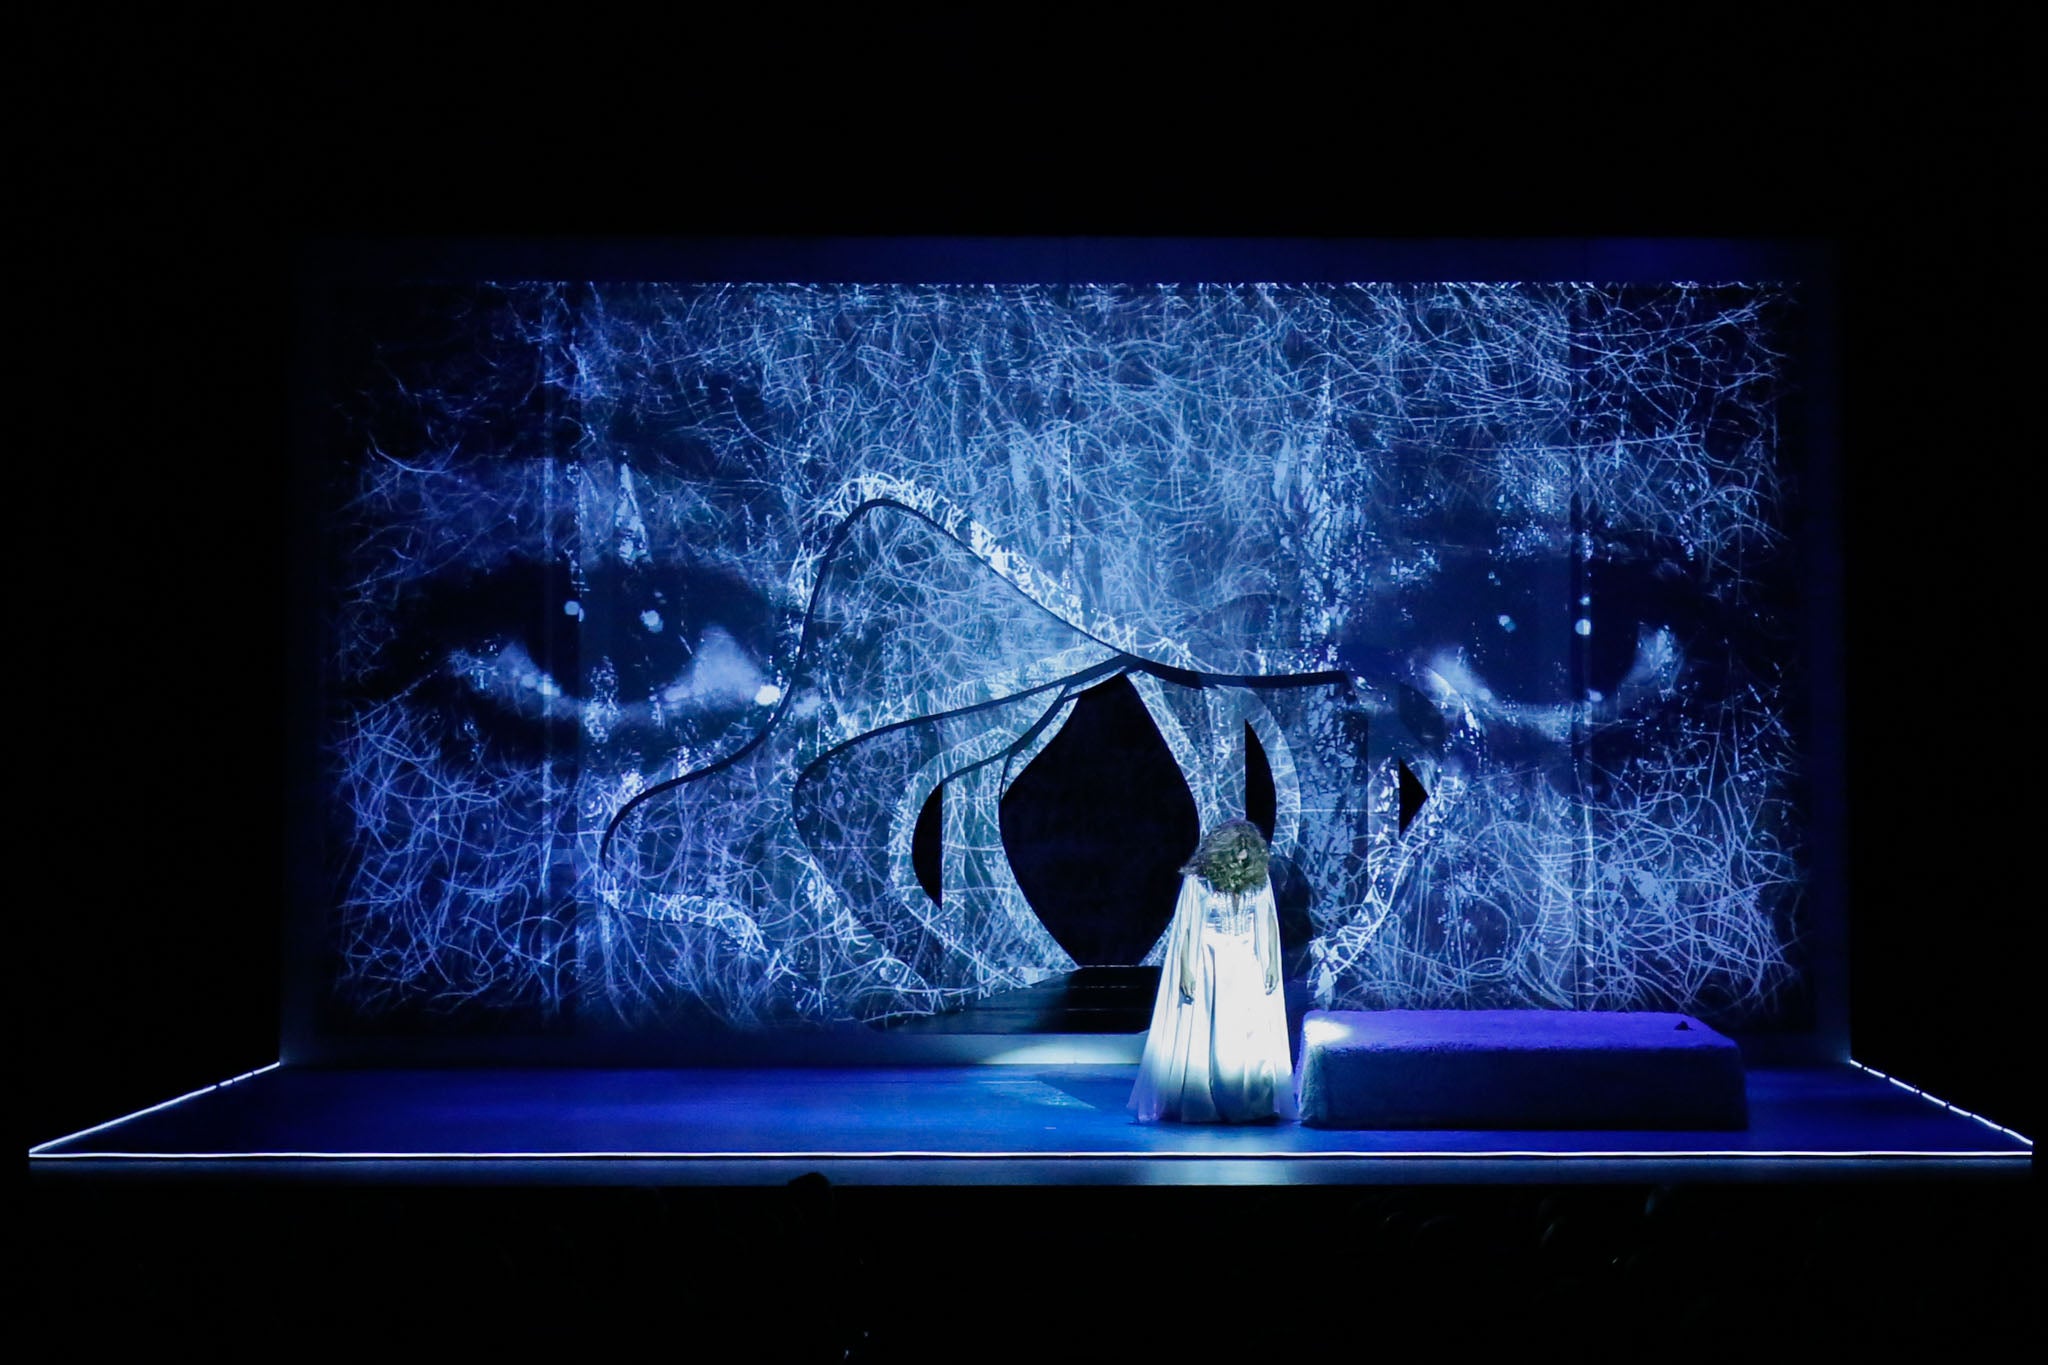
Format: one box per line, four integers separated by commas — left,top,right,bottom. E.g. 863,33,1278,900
1128,874,1299,1123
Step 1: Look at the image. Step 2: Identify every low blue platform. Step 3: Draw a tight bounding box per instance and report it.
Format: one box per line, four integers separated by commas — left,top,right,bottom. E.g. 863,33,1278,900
1298,1010,1749,1130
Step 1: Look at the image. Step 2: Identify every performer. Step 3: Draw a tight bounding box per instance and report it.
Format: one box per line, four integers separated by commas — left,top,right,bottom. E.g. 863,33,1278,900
1129,819,1298,1123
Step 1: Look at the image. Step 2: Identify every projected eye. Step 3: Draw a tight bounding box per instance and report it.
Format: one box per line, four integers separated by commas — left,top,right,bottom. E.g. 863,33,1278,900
448,639,573,710
367,556,782,763
642,625,779,715
1580,538,1769,701
1351,546,1578,707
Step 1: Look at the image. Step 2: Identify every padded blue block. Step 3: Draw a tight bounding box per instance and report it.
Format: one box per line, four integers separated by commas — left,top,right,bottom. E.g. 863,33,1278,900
1297,1010,1748,1130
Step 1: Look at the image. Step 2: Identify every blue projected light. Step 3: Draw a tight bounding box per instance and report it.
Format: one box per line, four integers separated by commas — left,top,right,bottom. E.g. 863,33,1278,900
326,283,1808,1035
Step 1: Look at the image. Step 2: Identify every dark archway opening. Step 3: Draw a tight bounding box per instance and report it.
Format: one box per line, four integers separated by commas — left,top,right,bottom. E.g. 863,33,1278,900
1000,674,1199,965
912,783,943,906
1245,721,1276,842
895,682,1326,1035
1245,719,1316,974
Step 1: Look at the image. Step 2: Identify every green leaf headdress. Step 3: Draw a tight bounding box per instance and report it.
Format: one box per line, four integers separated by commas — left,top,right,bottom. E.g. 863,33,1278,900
1181,818,1270,898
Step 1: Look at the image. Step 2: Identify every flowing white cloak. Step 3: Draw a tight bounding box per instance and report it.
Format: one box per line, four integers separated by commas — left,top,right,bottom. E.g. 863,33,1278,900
1128,874,1299,1123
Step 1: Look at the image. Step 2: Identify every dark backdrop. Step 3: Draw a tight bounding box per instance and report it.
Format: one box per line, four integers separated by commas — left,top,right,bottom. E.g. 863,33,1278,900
22,26,2036,1152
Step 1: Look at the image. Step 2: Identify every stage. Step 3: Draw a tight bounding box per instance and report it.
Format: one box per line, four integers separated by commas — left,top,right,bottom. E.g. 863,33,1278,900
29,1059,2031,1186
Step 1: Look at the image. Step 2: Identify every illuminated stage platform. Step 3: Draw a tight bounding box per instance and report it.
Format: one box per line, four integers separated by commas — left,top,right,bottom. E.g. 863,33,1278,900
30,1061,2030,1185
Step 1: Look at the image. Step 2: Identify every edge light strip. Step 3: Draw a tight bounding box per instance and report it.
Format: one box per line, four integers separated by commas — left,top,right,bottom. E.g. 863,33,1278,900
27,1062,282,1157
27,1148,2034,1161
1848,1059,2033,1146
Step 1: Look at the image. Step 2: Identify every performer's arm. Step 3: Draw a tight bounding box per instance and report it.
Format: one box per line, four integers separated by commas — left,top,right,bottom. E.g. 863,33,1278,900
1255,884,1281,994
1177,877,1201,1004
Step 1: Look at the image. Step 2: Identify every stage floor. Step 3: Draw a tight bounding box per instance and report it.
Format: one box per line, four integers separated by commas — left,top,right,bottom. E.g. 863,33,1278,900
30,1061,2030,1185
